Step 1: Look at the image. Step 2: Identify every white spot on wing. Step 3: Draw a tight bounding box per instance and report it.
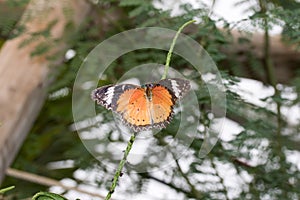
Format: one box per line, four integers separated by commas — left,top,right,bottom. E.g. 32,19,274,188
103,87,114,106
171,80,180,98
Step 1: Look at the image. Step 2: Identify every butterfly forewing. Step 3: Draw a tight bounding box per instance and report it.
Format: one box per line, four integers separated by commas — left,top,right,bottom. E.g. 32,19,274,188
117,88,152,129
158,78,190,100
150,85,174,128
92,84,138,110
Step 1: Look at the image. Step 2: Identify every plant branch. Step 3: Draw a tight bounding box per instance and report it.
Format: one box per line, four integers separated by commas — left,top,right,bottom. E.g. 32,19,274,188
174,157,203,199
140,172,190,195
105,132,137,200
162,19,196,80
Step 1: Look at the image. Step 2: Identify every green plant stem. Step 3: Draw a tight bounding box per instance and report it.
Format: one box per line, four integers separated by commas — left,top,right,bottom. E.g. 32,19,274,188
162,19,196,80
0,186,15,194
105,132,137,200
32,192,67,200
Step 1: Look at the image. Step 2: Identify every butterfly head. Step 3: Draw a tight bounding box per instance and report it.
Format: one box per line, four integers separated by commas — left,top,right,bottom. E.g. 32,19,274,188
142,83,155,89
142,83,156,101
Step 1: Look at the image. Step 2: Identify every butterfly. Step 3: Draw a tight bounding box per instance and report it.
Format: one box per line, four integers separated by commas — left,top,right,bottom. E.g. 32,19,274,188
91,78,190,132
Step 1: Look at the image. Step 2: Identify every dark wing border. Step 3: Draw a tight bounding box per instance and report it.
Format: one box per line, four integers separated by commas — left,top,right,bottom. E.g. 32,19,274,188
158,78,191,100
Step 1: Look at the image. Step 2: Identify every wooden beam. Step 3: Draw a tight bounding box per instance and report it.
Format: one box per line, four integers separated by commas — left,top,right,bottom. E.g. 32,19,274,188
0,0,90,183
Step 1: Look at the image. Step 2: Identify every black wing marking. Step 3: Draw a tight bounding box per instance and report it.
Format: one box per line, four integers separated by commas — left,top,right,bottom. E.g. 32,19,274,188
158,78,190,100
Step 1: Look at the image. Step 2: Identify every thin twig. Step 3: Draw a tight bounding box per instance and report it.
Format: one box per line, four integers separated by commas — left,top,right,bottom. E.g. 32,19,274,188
140,172,190,194
162,19,196,80
6,168,105,199
105,132,137,200
208,0,216,17
210,157,229,200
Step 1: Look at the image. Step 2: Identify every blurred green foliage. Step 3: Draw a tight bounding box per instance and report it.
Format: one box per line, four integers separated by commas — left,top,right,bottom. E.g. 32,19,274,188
1,0,300,199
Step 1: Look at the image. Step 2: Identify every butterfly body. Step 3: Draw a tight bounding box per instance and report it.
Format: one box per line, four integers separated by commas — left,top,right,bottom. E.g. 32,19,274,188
92,78,190,132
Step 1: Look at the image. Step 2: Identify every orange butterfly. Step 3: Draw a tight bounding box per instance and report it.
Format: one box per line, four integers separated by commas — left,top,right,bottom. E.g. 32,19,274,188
91,78,190,132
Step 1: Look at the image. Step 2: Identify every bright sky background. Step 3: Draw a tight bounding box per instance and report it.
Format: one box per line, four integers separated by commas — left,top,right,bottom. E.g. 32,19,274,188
154,0,283,34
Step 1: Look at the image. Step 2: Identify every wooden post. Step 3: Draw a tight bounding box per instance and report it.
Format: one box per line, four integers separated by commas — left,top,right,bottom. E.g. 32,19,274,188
0,0,90,183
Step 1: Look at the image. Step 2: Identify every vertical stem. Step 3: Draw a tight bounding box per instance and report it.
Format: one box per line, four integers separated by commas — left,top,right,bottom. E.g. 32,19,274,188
105,132,137,200
265,28,282,137
259,0,282,136
259,0,287,197
162,19,196,80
